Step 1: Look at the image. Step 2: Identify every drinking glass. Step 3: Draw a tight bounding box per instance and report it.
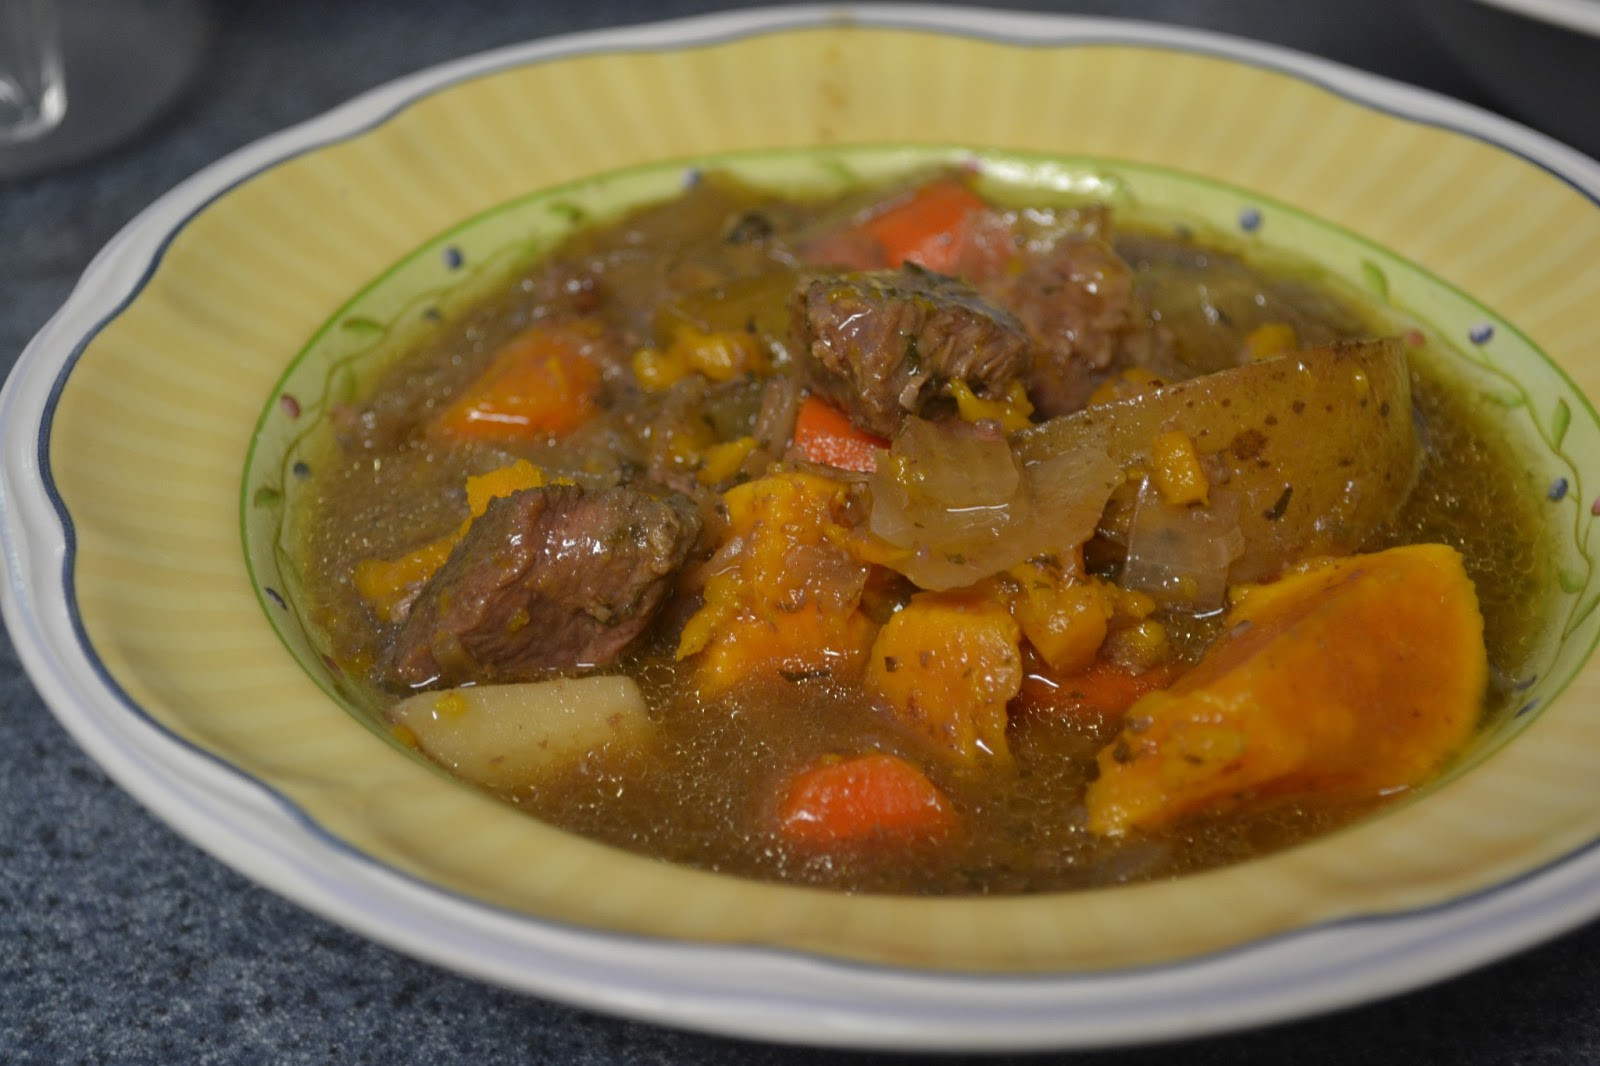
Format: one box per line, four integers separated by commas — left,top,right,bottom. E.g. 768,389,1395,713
0,0,208,177
0,0,66,145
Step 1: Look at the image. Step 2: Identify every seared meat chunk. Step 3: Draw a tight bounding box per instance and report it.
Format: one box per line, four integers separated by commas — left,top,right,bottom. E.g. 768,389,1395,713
385,484,702,688
792,267,1033,437
973,230,1168,417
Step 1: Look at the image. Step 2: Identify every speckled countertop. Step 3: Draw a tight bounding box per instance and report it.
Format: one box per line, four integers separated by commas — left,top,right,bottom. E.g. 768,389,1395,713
5,1,1600,1062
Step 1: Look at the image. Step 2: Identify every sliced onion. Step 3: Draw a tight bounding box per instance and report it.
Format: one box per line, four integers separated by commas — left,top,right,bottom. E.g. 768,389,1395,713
868,418,1019,544
1121,481,1245,614
868,417,1121,590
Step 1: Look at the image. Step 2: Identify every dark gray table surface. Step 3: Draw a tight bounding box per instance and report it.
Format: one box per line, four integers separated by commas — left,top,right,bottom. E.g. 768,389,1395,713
5,1,1599,1062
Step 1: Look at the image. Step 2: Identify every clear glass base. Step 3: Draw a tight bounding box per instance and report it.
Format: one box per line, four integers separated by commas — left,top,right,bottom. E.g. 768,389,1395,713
0,0,209,178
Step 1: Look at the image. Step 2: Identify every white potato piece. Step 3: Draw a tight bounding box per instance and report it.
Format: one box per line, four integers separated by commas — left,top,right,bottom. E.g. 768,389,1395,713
1016,338,1417,583
389,676,652,791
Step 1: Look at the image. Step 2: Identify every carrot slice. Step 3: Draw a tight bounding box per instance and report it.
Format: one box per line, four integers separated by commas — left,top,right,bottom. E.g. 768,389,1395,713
778,753,955,845
431,320,604,442
1019,659,1175,724
858,178,988,275
790,395,888,473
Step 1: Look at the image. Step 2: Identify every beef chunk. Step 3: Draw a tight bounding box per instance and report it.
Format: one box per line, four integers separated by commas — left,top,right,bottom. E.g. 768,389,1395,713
975,233,1166,418
384,484,702,688
791,267,1033,438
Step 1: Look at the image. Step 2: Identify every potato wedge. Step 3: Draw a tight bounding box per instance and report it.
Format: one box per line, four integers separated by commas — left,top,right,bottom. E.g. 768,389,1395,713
1085,543,1485,834
1015,338,1416,582
390,676,651,791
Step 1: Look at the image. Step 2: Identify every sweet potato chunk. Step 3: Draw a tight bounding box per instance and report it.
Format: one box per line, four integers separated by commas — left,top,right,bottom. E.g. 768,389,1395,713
866,589,1022,764
1085,543,1486,835
677,472,876,695
351,460,554,624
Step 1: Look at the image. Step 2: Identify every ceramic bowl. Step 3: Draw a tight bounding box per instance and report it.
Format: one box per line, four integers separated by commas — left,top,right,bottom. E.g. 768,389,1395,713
3,5,1599,1051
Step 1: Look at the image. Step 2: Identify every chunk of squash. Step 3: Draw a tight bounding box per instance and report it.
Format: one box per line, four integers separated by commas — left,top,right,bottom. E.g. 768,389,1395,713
865,588,1022,764
1085,543,1486,835
677,471,876,694
352,460,552,623
389,676,651,791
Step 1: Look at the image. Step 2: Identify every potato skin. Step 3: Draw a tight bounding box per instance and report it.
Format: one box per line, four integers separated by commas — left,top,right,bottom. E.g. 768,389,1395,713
1015,338,1417,583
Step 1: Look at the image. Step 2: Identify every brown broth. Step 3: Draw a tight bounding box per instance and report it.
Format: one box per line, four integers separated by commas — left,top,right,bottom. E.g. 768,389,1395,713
501,659,1385,893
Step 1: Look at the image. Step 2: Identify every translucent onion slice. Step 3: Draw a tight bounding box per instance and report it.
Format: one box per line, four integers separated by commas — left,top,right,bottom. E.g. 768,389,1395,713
1121,481,1246,613
867,417,1121,590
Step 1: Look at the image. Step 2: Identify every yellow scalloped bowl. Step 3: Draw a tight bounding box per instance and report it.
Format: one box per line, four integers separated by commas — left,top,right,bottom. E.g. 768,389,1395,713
15,7,1600,1046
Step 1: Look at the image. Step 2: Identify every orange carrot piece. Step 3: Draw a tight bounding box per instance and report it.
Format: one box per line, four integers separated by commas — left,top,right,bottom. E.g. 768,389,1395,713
431,320,604,442
791,396,888,473
778,753,955,845
858,178,988,275
1020,660,1175,723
